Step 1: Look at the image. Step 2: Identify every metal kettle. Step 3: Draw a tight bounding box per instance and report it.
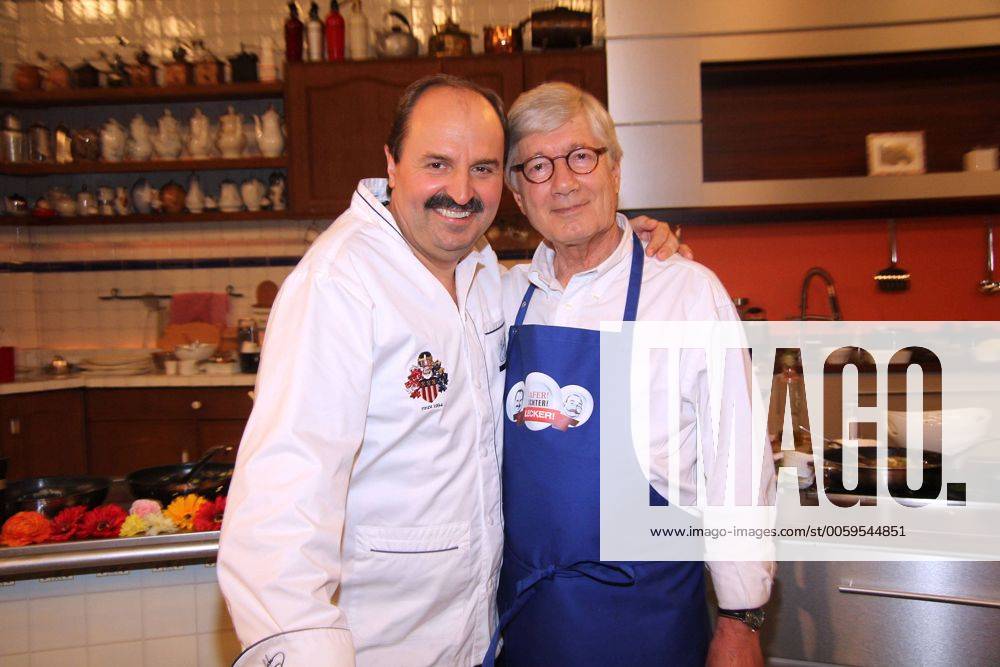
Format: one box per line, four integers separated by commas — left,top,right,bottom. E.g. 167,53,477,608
374,10,419,58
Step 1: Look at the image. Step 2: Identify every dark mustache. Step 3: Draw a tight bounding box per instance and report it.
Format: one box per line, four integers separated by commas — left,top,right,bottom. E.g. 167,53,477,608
424,192,484,214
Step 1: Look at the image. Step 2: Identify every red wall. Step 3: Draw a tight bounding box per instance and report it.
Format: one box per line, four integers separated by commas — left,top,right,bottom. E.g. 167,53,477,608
686,215,1000,321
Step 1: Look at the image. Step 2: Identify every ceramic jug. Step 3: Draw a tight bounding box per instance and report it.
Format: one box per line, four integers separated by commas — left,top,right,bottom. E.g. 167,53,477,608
100,119,127,162
186,108,212,159
240,178,266,211
152,109,182,159
186,175,206,213
126,114,153,161
217,106,246,159
253,105,285,158
114,186,131,215
131,178,156,214
219,180,242,212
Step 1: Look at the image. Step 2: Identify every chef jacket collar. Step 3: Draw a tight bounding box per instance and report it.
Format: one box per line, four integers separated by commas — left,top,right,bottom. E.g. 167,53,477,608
354,178,491,313
527,212,633,299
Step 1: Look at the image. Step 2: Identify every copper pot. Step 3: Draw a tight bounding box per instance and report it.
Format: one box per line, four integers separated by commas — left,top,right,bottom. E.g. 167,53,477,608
483,25,523,54
159,181,186,214
43,62,72,90
13,64,42,91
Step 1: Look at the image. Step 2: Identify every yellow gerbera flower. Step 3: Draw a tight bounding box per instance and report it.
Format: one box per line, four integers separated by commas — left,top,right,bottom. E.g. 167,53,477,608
119,514,148,538
145,513,179,536
164,494,207,531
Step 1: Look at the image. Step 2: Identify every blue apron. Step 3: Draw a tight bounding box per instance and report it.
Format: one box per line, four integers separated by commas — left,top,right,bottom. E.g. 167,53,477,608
484,233,710,667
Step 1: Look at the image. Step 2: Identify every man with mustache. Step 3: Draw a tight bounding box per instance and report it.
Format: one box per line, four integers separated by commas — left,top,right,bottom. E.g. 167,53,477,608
218,74,681,666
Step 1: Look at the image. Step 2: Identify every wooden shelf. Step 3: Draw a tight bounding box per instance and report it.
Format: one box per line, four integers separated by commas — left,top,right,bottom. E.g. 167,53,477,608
0,81,284,108
0,210,307,226
627,194,1000,225
0,156,287,176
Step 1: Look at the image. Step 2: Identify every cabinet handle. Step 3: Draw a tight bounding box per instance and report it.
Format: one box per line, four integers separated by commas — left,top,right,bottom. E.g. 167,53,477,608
191,401,203,410
8,417,20,436
839,584,1000,609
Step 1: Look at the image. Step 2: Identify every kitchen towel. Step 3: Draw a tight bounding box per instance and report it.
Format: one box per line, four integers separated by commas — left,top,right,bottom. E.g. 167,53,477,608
169,292,230,327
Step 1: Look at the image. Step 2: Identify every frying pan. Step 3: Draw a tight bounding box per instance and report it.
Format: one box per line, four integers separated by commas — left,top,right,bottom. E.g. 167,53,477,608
823,445,942,495
3,476,111,520
125,462,233,506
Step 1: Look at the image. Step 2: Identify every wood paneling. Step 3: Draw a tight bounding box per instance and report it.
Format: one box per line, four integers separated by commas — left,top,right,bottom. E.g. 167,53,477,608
524,50,607,106
0,390,87,480
701,47,1000,182
286,59,440,215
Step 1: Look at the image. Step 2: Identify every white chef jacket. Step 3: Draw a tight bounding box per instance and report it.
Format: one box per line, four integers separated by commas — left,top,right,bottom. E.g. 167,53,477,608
500,213,776,610
218,179,506,666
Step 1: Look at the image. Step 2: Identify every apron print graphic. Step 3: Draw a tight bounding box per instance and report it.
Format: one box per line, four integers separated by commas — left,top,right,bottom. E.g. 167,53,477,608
505,371,593,431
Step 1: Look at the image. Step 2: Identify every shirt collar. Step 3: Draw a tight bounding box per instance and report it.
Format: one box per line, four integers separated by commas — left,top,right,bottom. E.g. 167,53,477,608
527,212,633,296
351,177,491,309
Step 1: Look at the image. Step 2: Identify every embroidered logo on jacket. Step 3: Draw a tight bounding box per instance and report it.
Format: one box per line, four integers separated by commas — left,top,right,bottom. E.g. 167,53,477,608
405,351,449,404
506,371,593,431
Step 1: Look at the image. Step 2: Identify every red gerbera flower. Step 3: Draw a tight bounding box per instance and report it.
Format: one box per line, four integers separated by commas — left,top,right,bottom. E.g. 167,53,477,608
48,505,88,542
193,496,226,532
79,504,128,539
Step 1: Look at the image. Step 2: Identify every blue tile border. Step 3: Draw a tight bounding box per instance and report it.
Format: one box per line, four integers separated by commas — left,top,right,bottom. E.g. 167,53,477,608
0,256,304,273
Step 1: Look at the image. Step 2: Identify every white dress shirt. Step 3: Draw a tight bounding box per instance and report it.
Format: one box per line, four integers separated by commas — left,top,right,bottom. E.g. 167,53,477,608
500,213,775,609
219,179,505,666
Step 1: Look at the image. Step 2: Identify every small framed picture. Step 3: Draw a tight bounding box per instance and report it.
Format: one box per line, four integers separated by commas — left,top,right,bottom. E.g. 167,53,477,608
866,132,926,176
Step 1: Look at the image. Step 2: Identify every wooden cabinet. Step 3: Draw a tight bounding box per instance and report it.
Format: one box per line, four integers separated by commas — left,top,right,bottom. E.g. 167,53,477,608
524,50,608,106
85,387,253,476
0,390,87,480
286,60,440,216
287,51,608,217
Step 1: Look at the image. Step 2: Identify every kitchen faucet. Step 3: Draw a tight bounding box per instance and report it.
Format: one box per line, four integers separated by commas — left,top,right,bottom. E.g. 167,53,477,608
799,267,843,320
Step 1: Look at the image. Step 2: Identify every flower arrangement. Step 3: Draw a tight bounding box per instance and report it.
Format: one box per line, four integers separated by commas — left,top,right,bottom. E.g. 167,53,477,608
0,494,226,547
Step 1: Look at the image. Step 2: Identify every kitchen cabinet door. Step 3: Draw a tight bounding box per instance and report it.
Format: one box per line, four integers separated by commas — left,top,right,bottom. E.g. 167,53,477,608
286,60,441,216
524,50,607,106
0,390,87,480
197,420,248,464
87,420,197,477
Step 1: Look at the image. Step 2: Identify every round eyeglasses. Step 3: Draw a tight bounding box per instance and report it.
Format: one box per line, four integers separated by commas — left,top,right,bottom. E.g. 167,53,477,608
511,146,609,184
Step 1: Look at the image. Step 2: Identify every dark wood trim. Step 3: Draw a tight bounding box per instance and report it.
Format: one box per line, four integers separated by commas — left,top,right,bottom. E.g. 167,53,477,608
0,157,287,176
0,81,285,108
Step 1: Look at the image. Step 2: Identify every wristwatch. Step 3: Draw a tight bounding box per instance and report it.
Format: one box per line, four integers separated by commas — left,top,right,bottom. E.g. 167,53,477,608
716,607,766,632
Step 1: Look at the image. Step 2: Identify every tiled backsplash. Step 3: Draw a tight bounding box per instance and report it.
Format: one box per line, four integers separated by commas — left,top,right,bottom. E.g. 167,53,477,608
0,563,241,666
0,219,317,351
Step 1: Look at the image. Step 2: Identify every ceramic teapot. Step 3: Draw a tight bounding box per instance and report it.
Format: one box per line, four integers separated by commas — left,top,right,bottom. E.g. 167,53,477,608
217,105,246,159
126,114,153,161
186,108,213,159
253,105,284,158
100,119,127,162
152,109,182,159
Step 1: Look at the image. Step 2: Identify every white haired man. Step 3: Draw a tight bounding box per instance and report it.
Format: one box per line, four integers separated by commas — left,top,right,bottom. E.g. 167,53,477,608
487,82,776,667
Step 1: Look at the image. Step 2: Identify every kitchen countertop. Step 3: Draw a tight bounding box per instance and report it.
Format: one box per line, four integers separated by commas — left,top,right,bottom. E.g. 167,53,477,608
0,531,219,580
0,371,257,396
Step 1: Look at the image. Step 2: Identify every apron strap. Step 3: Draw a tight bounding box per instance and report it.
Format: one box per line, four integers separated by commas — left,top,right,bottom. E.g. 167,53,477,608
622,232,644,322
512,231,646,329
482,561,637,667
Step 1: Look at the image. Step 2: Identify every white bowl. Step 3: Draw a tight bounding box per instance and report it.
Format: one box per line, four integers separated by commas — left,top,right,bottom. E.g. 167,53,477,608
174,342,217,362
887,408,992,455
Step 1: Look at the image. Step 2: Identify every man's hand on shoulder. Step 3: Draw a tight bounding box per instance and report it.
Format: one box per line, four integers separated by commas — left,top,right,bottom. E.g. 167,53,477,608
706,616,764,667
627,215,694,261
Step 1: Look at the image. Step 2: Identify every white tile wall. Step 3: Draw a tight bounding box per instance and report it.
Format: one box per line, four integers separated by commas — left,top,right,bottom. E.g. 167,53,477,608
10,0,539,85
2,566,243,666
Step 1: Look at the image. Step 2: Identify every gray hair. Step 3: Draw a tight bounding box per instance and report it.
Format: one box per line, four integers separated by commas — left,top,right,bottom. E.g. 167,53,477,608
505,82,623,189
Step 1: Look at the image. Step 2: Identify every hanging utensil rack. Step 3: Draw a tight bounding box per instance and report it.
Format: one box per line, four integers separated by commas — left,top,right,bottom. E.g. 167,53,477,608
98,284,244,301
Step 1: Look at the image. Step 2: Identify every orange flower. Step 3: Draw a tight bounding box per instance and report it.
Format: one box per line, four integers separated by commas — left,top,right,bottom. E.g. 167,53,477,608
2,511,52,547
164,494,207,531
